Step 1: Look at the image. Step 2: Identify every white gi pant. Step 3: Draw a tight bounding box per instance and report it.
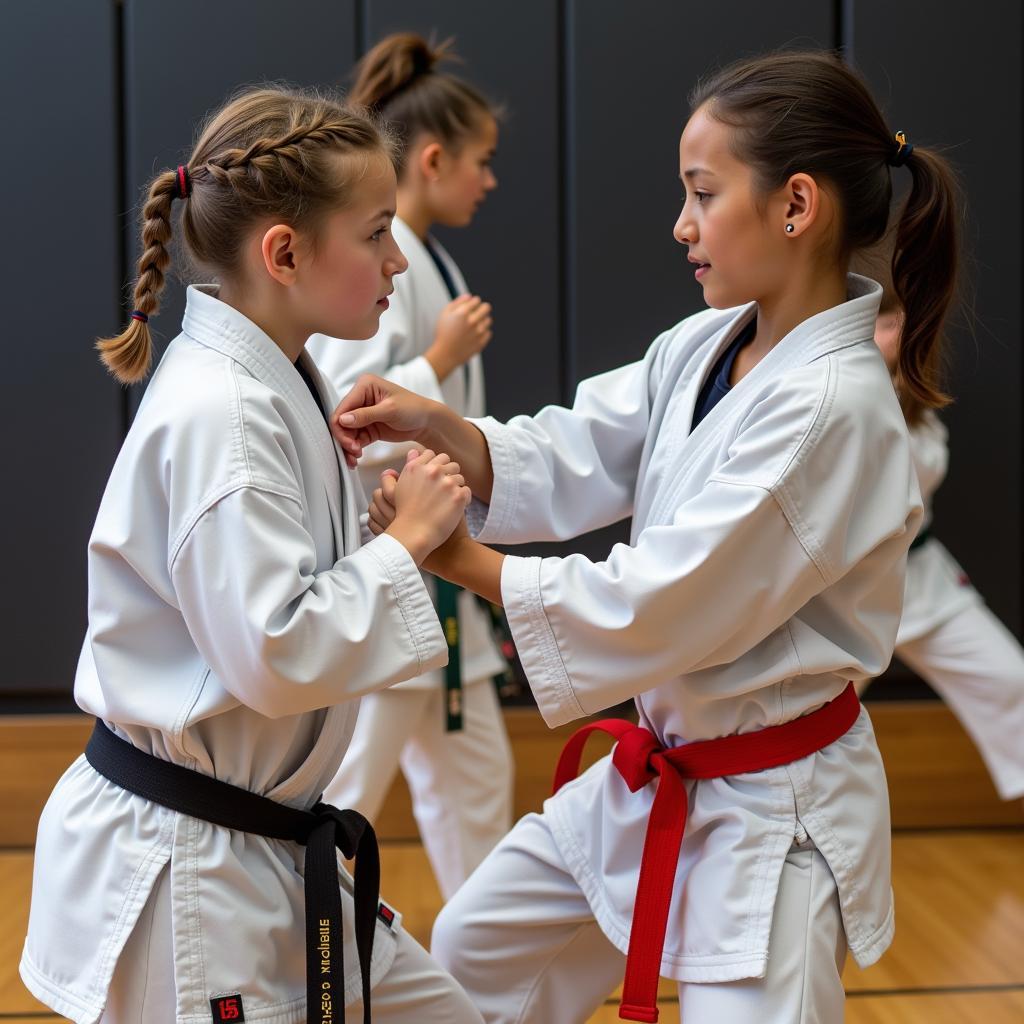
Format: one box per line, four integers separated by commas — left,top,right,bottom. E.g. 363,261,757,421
431,812,846,1024
100,866,484,1024
324,677,514,900
894,603,1024,801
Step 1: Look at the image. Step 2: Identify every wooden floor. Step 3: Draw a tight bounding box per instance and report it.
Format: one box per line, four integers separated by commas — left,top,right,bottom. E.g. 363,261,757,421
3,828,1022,1022
2,705,1022,1021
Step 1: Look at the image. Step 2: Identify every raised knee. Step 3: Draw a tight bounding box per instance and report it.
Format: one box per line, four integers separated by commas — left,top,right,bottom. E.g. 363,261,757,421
431,897,470,975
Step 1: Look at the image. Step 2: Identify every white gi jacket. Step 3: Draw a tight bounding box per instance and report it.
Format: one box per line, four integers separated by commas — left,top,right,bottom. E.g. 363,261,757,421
307,215,503,690
20,286,448,1023
897,410,981,643
467,275,921,983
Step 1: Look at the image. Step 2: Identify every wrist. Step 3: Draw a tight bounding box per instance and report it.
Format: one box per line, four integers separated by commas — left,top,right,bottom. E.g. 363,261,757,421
385,519,435,566
424,533,473,580
419,402,460,453
424,344,456,384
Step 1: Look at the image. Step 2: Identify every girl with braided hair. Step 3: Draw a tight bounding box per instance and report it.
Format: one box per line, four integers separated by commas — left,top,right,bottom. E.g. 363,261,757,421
307,33,513,906
21,86,484,1024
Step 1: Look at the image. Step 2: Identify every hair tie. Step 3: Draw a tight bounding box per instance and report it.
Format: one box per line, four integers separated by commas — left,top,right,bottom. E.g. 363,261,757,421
890,130,913,168
130,310,149,323
175,164,192,200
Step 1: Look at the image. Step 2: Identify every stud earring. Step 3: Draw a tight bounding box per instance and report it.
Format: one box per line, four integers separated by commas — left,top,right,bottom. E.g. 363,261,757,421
785,223,795,234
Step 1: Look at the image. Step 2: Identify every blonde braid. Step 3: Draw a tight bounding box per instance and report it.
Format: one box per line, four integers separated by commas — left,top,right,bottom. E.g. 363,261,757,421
96,169,178,384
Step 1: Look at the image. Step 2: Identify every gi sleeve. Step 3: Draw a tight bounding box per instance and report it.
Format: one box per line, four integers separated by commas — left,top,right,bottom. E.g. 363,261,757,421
170,484,447,719
501,482,824,726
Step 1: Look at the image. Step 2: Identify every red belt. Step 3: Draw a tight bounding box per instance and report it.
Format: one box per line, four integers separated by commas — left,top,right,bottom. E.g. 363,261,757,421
552,683,860,1023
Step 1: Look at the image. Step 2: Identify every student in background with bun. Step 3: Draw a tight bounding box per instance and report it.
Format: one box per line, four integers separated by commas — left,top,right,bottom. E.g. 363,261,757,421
308,33,513,902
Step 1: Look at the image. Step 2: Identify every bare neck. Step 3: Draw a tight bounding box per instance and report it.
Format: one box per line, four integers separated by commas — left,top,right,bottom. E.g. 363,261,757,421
396,185,433,241
216,281,308,363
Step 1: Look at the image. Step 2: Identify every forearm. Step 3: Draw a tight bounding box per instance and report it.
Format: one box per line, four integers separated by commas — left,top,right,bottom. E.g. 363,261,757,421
425,535,505,606
423,342,457,384
421,404,495,502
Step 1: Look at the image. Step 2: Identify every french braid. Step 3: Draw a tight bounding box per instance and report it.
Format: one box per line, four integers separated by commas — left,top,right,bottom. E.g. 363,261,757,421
97,87,396,383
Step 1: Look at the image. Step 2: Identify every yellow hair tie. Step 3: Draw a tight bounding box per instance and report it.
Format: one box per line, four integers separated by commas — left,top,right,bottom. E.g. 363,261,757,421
890,130,913,167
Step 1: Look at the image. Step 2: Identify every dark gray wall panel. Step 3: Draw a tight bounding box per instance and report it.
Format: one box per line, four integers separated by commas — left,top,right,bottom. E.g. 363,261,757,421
560,1,833,563
365,0,563,421
853,0,1022,636
3,0,1019,711
124,0,359,412
1,0,123,697
567,0,834,384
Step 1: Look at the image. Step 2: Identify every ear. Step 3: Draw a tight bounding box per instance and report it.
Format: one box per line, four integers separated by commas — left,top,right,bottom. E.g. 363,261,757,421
260,224,299,286
781,173,821,237
416,140,445,183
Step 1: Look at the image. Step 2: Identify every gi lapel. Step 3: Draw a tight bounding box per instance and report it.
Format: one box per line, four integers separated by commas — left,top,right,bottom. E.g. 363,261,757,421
645,275,882,527
395,217,455,324
631,303,755,530
428,237,475,413
181,286,347,552
296,350,352,559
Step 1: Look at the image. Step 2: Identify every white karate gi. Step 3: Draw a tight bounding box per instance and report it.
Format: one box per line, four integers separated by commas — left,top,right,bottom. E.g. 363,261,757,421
432,276,921,1022
308,216,511,899
890,412,1024,801
21,287,482,1024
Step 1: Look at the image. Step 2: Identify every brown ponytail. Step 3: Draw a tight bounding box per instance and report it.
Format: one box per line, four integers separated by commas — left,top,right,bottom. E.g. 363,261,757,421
351,33,496,172
691,52,962,420
95,86,397,384
890,147,961,421
96,170,178,383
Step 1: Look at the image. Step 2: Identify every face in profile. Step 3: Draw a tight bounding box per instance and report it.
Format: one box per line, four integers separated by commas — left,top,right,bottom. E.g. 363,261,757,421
430,114,499,228
674,105,802,310
299,153,409,340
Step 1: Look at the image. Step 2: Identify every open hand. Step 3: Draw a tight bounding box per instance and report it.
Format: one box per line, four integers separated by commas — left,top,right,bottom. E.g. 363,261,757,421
331,375,436,468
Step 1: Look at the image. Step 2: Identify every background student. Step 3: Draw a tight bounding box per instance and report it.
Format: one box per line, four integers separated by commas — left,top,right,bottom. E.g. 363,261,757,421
309,33,514,902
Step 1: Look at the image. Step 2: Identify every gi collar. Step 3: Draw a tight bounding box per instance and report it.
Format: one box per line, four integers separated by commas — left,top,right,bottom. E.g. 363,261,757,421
179,284,351,554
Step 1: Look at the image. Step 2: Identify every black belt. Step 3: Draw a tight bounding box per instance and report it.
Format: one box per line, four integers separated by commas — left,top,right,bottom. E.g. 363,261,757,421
909,525,932,552
85,719,378,1024
435,579,464,731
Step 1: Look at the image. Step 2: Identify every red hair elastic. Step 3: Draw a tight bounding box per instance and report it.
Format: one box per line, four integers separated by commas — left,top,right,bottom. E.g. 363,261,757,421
176,165,192,200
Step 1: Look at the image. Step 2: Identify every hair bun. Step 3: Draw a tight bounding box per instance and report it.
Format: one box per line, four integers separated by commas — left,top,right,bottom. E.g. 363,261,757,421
351,33,456,110
409,36,442,77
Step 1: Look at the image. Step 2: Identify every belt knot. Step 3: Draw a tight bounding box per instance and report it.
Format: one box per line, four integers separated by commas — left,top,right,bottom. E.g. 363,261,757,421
307,801,369,859
612,726,662,792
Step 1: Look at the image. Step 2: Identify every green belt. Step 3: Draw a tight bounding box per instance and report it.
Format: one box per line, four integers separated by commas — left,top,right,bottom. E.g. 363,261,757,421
435,579,463,731
909,525,932,552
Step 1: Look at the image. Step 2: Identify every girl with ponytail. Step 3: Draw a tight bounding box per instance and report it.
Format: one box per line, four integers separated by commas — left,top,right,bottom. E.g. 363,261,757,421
307,34,512,906
332,51,962,1021
23,85,484,1024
